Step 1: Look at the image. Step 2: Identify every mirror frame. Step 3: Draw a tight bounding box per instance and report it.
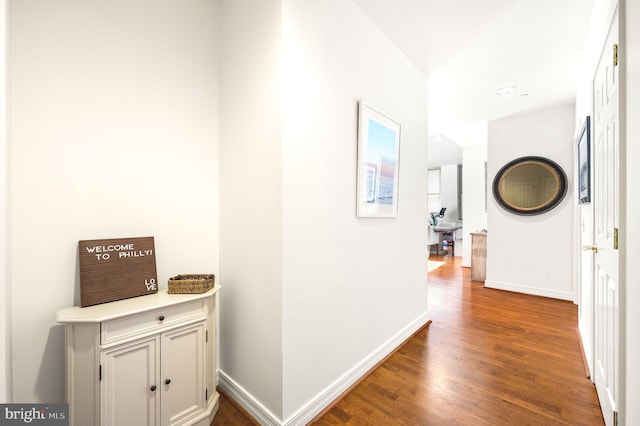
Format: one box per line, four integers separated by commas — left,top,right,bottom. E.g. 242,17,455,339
492,156,568,215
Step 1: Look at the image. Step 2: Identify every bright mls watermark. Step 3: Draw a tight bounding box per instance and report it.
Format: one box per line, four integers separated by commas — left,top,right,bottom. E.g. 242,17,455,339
0,404,68,426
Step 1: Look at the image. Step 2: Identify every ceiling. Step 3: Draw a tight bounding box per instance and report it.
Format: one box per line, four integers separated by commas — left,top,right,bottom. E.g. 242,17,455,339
353,0,595,163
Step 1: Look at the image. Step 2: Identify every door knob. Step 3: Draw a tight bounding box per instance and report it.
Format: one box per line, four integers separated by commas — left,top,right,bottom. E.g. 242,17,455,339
583,244,598,253
165,379,171,385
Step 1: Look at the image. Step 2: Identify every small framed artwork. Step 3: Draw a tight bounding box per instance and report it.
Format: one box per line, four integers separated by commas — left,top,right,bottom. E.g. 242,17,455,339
577,116,591,204
356,101,401,217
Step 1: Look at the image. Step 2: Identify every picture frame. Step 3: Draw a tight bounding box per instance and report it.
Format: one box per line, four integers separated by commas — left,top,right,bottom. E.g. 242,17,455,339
577,116,591,204
356,101,401,217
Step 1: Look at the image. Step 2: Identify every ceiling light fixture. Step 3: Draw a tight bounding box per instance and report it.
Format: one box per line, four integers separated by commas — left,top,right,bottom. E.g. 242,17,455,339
496,85,517,96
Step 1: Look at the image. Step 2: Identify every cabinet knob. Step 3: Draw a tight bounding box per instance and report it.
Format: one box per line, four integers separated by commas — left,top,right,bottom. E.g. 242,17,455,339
158,315,165,321
165,379,171,385
150,385,157,392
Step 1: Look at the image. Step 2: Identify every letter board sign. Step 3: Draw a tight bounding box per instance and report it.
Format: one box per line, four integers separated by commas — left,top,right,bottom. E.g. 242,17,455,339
79,236,158,307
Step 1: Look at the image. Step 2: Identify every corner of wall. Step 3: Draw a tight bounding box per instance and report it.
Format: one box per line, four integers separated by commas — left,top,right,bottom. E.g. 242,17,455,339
461,143,488,268
218,0,284,419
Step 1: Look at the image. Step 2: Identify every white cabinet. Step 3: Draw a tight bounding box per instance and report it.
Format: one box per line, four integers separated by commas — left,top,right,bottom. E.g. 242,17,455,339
101,335,160,425
58,287,220,426
160,323,206,425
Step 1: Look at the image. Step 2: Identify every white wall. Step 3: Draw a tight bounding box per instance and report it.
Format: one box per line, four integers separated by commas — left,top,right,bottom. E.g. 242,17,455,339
440,164,459,224
218,0,284,420
0,0,7,403
486,104,575,300
8,0,220,402
281,0,429,420
218,0,430,421
461,144,487,267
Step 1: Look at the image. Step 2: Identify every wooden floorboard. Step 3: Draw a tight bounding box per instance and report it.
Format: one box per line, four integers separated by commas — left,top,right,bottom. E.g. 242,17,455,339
211,388,260,426
213,254,604,425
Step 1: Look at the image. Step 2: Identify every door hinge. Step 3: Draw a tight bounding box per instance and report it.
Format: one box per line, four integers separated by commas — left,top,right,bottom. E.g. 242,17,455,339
614,227,619,250
614,44,619,67
206,330,208,343
206,388,208,401
99,365,102,381
614,410,618,425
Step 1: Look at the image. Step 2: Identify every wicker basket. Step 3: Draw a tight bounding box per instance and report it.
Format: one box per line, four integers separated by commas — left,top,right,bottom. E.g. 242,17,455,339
168,274,215,294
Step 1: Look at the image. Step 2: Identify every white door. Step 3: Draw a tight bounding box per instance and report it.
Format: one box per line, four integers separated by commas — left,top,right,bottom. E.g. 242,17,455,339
101,336,160,426
592,7,619,425
161,322,206,426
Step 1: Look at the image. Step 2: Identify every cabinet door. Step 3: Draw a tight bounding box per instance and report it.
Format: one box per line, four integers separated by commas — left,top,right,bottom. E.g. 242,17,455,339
101,336,160,426
161,322,206,426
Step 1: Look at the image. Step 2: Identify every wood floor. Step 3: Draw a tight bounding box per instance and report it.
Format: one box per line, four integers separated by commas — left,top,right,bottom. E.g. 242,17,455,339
213,255,604,425
212,389,260,426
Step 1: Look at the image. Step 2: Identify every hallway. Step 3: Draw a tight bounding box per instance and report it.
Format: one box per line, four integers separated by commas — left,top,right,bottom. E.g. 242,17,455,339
213,255,604,425
312,255,603,425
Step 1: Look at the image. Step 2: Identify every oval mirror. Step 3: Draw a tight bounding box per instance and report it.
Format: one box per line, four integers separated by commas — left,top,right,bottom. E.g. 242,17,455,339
492,156,567,215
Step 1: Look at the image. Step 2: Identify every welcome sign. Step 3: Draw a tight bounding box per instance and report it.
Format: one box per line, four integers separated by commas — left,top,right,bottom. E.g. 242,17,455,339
79,236,158,307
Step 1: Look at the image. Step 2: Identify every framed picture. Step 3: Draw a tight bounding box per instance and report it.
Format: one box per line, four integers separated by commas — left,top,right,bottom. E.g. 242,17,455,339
356,101,401,217
577,116,591,204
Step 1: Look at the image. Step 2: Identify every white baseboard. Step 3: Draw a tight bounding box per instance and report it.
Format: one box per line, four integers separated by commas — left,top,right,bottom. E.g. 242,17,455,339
484,279,573,301
218,311,430,426
217,372,282,426
578,319,594,381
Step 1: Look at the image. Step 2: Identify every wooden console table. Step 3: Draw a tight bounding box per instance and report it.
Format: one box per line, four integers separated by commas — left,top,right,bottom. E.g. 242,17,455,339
470,232,487,282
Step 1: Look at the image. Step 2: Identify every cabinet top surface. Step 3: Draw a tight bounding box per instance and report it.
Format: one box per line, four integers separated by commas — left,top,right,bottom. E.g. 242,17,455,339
432,225,462,232
57,285,220,323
